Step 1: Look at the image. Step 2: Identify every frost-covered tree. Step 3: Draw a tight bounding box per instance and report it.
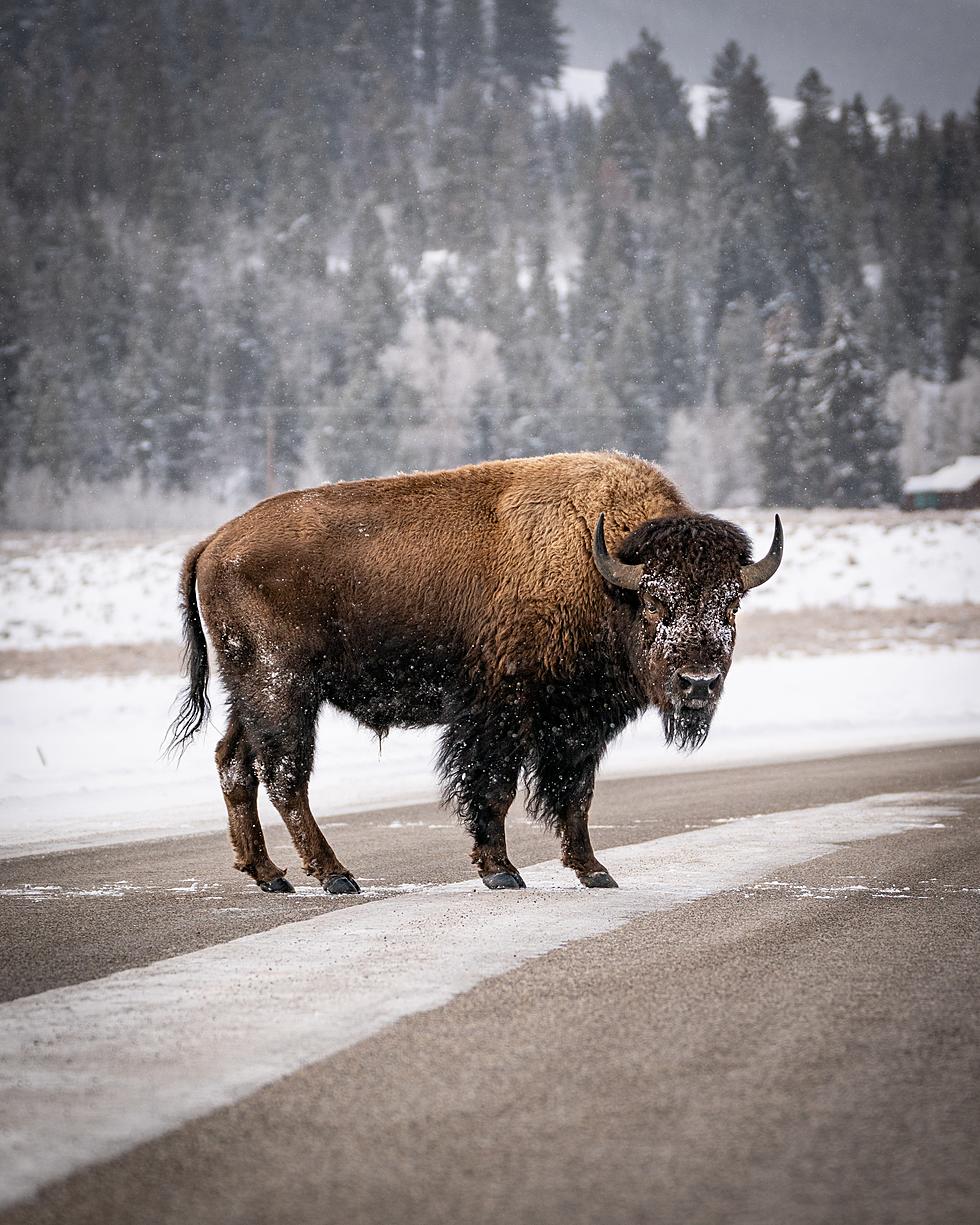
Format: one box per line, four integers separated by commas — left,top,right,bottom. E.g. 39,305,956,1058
758,300,825,506
665,403,760,508
326,360,399,481
341,201,403,375
808,305,900,506
379,315,508,470
2,10,979,520
715,294,765,410
218,269,276,496
606,285,666,459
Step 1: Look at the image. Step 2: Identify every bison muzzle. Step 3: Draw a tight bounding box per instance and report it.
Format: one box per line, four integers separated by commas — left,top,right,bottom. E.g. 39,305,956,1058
170,452,782,894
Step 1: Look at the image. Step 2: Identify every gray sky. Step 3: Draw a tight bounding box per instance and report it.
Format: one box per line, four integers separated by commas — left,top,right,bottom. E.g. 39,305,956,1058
560,0,980,115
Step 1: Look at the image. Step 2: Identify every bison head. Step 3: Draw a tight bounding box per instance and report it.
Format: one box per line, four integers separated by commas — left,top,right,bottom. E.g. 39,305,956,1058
593,512,782,750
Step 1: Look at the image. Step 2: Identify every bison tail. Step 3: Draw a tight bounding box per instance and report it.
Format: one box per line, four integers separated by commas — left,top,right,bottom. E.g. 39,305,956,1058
167,536,213,758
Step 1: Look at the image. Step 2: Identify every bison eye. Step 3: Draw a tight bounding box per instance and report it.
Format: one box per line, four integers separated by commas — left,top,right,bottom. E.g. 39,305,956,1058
726,600,740,626
644,597,672,627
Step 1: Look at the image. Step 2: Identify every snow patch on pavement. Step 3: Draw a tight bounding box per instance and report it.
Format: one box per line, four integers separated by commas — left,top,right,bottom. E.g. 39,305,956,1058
744,877,980,901
0,789,960,1210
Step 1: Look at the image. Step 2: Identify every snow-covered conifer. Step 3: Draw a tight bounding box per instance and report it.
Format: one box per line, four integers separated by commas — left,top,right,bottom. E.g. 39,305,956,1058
758,299,824,506
807,304,900,506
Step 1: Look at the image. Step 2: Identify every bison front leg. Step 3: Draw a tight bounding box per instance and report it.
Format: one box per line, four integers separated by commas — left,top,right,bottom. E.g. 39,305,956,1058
527,724,618,889
438,707,525,890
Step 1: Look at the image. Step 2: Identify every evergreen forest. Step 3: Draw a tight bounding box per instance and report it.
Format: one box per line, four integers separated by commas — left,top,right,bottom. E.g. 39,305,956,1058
2,0,979,523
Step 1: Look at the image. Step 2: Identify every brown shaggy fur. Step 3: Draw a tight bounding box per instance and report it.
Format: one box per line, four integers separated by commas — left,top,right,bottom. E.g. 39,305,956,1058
195,451,688,682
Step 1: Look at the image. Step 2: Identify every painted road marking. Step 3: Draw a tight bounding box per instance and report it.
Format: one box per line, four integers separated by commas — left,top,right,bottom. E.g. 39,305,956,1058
0,791,960,1209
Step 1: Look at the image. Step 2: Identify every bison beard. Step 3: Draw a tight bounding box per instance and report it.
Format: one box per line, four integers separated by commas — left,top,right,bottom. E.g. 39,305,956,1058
661,704,714,753
170,452,782,894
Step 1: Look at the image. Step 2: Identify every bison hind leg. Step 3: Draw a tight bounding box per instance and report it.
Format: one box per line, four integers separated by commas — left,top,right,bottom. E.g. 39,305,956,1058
216,715,292,892
244,700,360,895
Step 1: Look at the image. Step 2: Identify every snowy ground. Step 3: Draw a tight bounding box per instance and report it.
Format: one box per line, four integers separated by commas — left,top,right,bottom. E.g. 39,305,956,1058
1,511,977,857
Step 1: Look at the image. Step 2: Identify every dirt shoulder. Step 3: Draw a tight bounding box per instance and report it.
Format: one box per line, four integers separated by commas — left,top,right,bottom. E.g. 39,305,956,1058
1,604,977,680
735,602,980,657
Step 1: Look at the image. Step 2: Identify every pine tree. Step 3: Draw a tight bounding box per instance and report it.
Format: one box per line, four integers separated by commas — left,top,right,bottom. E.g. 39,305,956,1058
944,210,980,379
705,49,824,338
416,0,441,103
605,286,664,459
505,239,577,455
218,269,276,496
442,0,485,88
342,201,402,375
758,299,825,506
715,294,765,409
808,305,900,506
598,29,693,200
493,0,565,90
431,78,493,251
327,360,400,480
0,229,23,490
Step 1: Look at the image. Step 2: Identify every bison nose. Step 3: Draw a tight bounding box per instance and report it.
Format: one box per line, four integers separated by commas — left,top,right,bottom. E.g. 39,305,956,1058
677,670,721,703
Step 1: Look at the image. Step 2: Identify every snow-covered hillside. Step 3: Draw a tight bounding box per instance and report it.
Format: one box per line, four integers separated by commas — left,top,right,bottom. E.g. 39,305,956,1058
1,512,977,653
550,67,804,133
550,67,883,137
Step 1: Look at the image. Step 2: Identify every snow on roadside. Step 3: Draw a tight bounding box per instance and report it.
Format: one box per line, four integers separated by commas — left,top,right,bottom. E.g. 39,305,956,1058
1,648,977,858
1,512,977,652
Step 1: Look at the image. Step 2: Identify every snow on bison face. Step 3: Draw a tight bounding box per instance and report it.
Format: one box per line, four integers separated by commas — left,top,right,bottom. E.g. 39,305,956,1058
593,512,783,751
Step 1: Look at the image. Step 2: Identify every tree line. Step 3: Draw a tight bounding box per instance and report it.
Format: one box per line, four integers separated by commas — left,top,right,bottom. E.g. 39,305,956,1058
1,0,978,519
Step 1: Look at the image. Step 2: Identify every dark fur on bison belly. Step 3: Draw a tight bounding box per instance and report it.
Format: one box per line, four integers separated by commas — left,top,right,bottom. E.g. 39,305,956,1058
320,629,647,824
320,635,463,738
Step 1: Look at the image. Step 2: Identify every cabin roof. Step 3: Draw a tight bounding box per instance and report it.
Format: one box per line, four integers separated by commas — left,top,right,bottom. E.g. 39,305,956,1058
904,455,980,494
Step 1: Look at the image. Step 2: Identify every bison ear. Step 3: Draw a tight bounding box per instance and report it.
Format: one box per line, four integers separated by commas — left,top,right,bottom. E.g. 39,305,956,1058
740,514,783,590
592,513,644,592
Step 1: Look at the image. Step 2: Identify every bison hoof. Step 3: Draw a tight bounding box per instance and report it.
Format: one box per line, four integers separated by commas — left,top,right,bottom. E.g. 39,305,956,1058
483,871,526,890
259,876,294,894
581,871,618,889
323,874,361,895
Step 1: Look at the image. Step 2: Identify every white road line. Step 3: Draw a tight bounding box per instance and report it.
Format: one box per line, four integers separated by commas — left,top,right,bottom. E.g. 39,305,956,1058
0,791,959,1209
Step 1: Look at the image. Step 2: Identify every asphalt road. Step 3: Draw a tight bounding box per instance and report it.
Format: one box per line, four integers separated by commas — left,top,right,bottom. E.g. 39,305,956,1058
1,741,978,1225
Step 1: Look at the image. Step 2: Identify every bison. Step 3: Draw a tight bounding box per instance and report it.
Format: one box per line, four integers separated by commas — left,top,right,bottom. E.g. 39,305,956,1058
170,451,781,893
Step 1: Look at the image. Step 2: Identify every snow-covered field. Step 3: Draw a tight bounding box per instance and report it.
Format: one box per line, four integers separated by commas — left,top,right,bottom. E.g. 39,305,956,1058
2,511,978,652
1,510,977,858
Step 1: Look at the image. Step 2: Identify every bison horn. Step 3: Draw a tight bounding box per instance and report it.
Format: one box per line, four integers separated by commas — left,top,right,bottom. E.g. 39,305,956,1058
593,513,644,592
741,514,783,590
